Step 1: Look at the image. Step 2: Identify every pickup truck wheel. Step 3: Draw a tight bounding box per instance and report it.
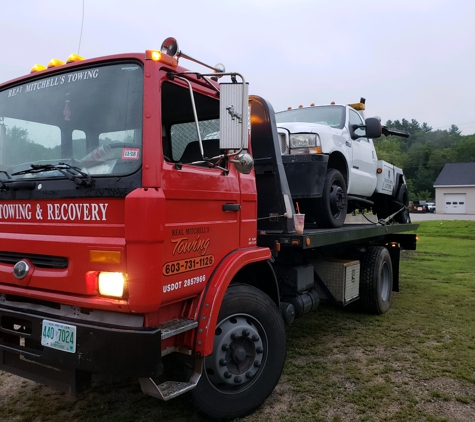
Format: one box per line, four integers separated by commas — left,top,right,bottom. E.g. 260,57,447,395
191,285,286,421
391,184,410,224
314,169,347,228
360,246,393,314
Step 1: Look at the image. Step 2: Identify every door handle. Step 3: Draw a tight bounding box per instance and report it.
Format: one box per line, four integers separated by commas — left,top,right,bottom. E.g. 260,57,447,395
222,204,241,212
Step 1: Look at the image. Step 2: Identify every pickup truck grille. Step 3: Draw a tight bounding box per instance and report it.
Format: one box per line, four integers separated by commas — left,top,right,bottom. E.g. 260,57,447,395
0,251,68,269
278,132,288,154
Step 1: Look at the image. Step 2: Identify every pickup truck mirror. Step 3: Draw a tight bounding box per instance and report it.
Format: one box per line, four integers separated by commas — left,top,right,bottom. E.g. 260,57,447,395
352,117,382,140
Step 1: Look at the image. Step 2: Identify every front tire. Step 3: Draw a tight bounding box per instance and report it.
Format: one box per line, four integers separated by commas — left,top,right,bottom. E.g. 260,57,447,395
191,285,286,421
314,168,347,228
359,246,393,314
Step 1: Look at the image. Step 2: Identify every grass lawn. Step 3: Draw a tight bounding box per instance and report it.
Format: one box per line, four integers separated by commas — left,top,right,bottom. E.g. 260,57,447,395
0,221,474,421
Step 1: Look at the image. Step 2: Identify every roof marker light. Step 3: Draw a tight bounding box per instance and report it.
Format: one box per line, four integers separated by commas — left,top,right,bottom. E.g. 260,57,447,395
30,64,47,73
145,50,178,67
47,58,65,68
66,53,85,63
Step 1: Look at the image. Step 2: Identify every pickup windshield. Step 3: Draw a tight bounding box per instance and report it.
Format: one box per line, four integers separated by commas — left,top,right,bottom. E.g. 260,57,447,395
0,63,143,181
275,105,345,129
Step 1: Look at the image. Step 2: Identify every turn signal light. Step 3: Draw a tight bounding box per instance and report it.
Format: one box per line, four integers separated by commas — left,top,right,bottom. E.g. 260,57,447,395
145,50,178,67
90,250,122,264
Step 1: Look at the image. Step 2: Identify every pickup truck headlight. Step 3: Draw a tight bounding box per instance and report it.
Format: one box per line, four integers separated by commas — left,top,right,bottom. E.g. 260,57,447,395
289,133,322,154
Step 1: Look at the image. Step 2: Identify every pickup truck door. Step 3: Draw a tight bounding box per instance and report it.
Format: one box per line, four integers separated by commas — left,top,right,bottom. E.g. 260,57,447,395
347,109,377,196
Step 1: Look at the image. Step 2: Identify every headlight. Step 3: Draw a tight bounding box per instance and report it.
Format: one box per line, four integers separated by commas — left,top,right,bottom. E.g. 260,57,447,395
289,133,322,154
98,272,126,298
290,133,317,148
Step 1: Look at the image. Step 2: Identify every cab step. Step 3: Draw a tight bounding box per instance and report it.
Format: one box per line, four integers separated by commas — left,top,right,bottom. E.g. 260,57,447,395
158,318,198,340
139,357,203,400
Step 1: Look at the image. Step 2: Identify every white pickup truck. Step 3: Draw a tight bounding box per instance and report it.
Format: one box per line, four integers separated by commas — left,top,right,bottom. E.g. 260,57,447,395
275,99,410,228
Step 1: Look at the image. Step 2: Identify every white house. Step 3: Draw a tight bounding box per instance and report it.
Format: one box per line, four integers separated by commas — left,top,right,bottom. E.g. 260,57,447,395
433,162,475,214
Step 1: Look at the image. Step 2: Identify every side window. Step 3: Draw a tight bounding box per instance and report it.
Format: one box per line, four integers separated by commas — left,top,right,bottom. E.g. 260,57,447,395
349,109,366,139
161,81,220,165
170,120,220,162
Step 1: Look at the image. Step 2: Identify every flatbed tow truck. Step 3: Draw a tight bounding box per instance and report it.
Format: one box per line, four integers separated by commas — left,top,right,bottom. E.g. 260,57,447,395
0,38,417,421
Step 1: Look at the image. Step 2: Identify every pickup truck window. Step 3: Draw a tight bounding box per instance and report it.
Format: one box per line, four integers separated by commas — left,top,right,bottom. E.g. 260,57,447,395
349,108,366,140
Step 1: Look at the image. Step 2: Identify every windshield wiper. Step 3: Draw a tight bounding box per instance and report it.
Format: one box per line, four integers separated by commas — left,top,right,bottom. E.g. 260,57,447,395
0,170,11,191
11,163,93,187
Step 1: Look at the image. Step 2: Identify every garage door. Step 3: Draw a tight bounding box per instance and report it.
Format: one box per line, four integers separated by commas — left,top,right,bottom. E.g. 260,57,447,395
444,193,466,214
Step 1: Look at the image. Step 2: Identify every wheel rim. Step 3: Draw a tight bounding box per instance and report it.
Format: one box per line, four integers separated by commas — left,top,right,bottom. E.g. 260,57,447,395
329,182,346,218
204,314,267,394
380,262,391,301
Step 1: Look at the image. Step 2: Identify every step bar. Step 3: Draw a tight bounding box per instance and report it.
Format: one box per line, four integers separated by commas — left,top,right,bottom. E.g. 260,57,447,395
139,318,202,400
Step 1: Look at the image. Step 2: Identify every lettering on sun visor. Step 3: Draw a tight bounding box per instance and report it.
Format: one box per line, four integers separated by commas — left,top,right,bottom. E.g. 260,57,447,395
0,202,108,222
7,69,100,98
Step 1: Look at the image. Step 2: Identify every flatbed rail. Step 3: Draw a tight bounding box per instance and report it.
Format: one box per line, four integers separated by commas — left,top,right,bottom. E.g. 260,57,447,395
257,223,419,250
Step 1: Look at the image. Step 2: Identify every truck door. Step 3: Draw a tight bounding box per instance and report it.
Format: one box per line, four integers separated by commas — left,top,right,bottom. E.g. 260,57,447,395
348,108,377,196
159,81,242,304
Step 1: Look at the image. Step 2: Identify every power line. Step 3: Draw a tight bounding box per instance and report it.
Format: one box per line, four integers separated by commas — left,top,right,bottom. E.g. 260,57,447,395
78,0,85,55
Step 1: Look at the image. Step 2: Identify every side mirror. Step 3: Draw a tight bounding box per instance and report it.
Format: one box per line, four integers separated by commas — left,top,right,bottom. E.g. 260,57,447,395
351,117,382,140
363,117,382,139
229,152,254,174
219,82,249,150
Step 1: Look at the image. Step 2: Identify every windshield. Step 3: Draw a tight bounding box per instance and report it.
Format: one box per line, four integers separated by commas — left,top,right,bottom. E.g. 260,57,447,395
275,105,345,129
0,63,143,181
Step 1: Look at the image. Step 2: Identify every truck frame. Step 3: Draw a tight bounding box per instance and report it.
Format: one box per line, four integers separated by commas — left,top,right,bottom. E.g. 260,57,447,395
0,38,417,421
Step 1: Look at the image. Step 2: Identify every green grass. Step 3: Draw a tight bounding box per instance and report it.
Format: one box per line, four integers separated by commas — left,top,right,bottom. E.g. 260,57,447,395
0,221,474,421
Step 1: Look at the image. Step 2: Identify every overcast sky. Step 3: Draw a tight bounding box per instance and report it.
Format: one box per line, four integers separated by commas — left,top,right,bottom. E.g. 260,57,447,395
2,0,474,134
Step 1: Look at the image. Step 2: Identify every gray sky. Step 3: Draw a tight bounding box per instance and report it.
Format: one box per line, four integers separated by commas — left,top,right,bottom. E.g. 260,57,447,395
2,0,474,134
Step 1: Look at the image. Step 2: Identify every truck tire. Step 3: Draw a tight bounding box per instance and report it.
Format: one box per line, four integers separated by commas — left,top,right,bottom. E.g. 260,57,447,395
314,168,347,228
191,284,286,421
391,184,410,224
359,246,393,315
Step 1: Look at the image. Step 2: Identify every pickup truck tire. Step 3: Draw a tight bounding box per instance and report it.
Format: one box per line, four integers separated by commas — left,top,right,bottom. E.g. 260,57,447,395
314,168,347,228
359,246,393,315
391,184,410,224
191,284,286,421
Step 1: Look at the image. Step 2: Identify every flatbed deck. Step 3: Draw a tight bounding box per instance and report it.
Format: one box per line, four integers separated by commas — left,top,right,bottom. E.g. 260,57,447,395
257,223,419,250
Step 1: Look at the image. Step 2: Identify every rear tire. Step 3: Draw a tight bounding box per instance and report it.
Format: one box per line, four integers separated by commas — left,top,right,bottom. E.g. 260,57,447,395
313,169,347,228
359,246,393,314
392,184,410,224
190,285,286,421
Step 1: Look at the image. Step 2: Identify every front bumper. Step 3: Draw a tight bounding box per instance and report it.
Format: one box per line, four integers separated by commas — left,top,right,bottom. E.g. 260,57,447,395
282,154,328,198
0,306,163,392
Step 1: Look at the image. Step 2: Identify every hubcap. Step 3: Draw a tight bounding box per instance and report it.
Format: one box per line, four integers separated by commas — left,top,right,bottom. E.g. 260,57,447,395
205,314,266,393
329,183,346,217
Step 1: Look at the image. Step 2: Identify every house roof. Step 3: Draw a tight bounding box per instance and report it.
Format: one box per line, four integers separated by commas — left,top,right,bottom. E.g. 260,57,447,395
433,162,475,187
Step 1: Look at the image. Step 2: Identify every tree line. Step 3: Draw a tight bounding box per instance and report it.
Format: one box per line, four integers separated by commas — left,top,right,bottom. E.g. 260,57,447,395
374,118,475,201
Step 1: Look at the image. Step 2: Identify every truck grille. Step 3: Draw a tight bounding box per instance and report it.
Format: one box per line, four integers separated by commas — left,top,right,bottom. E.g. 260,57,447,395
278,132,288,154
0,251,68,269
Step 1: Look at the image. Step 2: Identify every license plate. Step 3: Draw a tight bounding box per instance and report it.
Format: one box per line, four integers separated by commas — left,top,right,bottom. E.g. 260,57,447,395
41,320,77,353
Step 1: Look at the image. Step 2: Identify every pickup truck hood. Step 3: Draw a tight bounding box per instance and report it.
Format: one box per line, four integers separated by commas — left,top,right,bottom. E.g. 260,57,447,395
277,121,338,135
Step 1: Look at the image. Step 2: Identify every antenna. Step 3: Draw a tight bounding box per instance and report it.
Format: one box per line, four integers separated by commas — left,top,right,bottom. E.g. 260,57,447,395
78,0,85,55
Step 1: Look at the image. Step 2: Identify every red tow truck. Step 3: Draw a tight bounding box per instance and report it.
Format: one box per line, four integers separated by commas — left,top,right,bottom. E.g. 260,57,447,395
0,38,417,420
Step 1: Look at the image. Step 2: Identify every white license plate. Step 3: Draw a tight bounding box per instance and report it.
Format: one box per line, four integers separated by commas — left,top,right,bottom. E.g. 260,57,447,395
41,320,77,353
